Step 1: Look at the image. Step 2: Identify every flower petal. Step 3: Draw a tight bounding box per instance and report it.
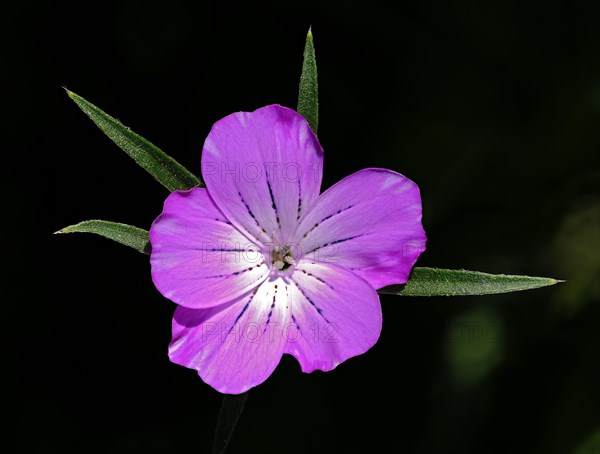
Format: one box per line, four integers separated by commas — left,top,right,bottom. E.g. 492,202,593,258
150,188,269,309
201,105,324,244
284,261,382,372
295,168,426,289
170,277,291,394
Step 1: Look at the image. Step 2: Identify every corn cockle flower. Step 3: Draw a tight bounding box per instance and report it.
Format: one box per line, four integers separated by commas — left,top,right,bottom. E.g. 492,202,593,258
150,105,426,394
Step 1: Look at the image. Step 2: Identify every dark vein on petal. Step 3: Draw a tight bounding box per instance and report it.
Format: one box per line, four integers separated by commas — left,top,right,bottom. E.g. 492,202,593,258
191,262,266,280
297,268,335,290
319,204,354,224
292,278,329,323
305,234,365,255
212,217,262,250
287,285,300,331
302,205,354,239
213,217,233,226
296,180,302,221
264,169,281,230
238,191,269,238
291,314,300,330
263,284,278,333
228,288,260,333
193,247,252,252
285,284,289,309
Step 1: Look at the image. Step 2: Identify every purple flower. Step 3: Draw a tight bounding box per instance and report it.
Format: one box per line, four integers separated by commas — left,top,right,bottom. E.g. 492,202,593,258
150,105,426,394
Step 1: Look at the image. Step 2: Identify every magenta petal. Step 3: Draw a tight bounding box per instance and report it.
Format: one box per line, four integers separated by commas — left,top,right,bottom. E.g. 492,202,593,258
296,168,426,289
284,261,382,372
150,188,269,309
201,105,324,244
169,278,291,394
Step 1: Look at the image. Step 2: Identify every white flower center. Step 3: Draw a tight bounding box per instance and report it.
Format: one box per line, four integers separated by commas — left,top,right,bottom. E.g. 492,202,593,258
272,243,296,271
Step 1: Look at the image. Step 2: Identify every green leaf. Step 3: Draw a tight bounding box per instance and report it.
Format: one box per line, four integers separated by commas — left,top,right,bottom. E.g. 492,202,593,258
297,27,318,133
66,89,201,192
213,392,249,454
56,220,151,254
378,267,562,297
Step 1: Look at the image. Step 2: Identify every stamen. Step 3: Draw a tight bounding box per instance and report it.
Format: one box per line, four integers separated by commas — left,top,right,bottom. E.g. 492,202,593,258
271,242,296,271
280,243,291,256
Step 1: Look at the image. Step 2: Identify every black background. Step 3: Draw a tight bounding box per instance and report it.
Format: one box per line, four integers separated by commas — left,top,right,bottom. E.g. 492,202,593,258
5,1,600,453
